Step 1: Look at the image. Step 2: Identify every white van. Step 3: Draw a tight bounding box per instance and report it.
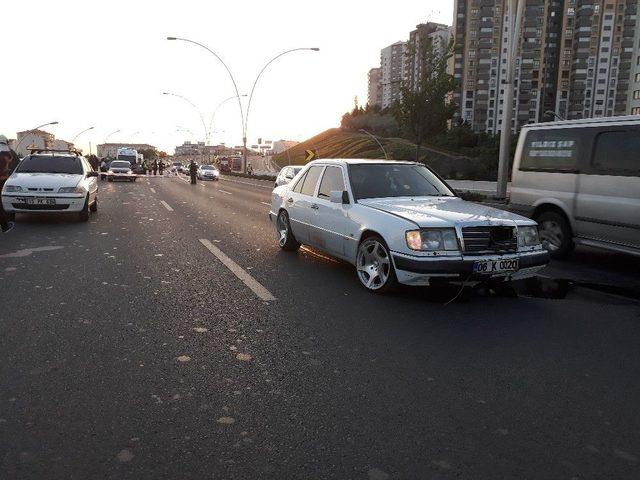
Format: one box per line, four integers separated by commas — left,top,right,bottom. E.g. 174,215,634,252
510,116,640,258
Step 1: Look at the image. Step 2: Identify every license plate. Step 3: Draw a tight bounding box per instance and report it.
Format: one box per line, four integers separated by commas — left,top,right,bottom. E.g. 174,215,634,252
473,258,519,274
18,197,56,205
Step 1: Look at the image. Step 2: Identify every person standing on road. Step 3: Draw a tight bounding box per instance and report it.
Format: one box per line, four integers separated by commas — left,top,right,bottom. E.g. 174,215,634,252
0,136,19,232
189,159,197,185
99,159,108,180
158,160,164,176
152,160,158,176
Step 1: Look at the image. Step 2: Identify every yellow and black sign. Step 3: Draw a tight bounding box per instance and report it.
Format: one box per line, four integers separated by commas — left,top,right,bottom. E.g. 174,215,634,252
304,149,318,163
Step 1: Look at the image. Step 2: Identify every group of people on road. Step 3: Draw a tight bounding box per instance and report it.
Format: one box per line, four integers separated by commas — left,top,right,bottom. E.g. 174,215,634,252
0,135,19,233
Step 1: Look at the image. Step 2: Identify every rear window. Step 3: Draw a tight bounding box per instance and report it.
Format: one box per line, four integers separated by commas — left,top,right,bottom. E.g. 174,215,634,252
110,161,131,168
592,129,640,177
201,165,216,170
520,128,583,172
17,155,83,174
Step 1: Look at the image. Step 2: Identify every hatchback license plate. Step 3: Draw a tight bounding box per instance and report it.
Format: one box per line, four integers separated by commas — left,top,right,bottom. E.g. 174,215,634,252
473,259,519,274
18,197,56,205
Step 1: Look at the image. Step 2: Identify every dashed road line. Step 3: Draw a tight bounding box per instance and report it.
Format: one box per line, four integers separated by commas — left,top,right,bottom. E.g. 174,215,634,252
160,200,174,212
260,201,271,206
199,239,276,302
150,187,156,193
218,189,233,195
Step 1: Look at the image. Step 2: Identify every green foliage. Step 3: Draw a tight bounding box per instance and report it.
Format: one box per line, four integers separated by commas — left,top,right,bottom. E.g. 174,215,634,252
395,40,457,157
138,148,158,160
340,104,399,138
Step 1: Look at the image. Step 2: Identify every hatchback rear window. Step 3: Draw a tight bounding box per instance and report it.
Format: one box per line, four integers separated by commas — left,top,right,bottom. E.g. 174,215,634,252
17,155,83,174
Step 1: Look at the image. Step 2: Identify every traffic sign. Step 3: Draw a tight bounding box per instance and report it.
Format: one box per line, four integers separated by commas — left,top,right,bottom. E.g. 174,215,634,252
304,149,318,162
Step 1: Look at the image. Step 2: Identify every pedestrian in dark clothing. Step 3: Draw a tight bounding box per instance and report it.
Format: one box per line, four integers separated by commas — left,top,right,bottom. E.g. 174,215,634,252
0,138,19,232
152,160,158,176
158,161,164,176
189,160,197,185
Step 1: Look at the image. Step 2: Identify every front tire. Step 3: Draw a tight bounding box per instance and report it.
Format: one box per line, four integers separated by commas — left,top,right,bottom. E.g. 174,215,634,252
536,211,573,258
90,197,98,213
7,212,15,222
79,196,90,222
276,210,300,251
356,235,398,293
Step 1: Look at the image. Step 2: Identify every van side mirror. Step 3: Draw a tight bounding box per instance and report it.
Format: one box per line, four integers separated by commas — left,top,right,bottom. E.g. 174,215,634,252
330,190,350,204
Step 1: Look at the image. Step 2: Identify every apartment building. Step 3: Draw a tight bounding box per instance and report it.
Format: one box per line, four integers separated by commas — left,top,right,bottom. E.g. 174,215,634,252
367,67,382,107
12,129,55,157
380,41,407,109
453,0,640,134
406,23,453,91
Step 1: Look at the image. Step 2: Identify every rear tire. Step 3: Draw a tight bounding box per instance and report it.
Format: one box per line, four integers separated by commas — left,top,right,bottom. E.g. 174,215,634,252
276,210,300,251
535,210,573,259
79,196,90,222
356,235,398,293
89,197,98,213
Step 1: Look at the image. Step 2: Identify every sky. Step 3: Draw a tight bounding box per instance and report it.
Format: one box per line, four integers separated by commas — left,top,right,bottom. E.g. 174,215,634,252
1,0,453,154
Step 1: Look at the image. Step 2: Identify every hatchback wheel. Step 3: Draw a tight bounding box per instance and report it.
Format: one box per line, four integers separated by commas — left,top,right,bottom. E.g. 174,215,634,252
536,211,573,258
79,196,90,222
90,197,98,213
356,235,397,293
276,210,300,251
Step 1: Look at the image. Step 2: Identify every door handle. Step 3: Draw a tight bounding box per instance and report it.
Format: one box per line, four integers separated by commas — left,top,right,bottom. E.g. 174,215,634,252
311,204,319,210
287,197,294,204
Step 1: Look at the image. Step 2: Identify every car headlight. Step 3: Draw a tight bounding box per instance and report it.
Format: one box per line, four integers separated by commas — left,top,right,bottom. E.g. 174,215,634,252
406,229,459,251
58,186,84,193
4,185,22,192
518,226,540,247
213,170,219,176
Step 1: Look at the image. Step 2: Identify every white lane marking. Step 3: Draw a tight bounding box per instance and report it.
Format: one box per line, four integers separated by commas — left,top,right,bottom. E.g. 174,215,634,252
260,201,271,206
199,239,276,302
220,177,273,190
150,188,156,193
218,189,232,195
160,200,174,212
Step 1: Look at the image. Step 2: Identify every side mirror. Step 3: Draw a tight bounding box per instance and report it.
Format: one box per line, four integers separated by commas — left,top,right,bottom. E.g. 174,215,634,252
330,190,350,204
87,171,99,177
285,174,294,180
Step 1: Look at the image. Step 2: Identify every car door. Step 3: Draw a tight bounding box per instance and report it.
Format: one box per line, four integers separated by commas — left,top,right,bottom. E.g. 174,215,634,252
575,127,640,252
286,166,323,243
308,165,351,257
82,158,98,203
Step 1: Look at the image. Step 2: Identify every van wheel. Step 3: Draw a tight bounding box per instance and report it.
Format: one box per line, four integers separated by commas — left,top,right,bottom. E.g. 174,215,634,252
536,211,573,258
79,196,90,222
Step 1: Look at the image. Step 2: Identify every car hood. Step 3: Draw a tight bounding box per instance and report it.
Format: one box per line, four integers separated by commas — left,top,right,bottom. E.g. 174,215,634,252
358,196,531,228
9,172,83,189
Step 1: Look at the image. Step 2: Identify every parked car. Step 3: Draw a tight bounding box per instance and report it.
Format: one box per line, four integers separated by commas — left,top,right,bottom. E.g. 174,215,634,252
197,165,220,180
270,159,549,293
107,160,137,182
171,161,184,174
510,116,640,258
275,166,303,187
1,150,98,222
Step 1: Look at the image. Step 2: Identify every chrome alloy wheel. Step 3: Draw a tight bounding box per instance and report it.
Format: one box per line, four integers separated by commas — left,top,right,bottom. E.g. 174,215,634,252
277,211,289,247
538,219,564,253
357,238,391,291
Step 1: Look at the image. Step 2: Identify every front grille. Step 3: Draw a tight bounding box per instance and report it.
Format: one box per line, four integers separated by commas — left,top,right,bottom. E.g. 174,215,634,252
462,226,517,254
27,188,54,192
12,203,69,211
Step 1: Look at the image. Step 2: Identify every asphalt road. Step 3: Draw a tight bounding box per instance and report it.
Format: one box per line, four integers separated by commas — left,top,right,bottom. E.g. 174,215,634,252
1,173,639,480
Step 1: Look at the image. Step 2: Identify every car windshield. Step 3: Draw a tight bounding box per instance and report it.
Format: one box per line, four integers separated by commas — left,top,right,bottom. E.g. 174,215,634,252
348,163,454,200
117,155,136,164
201,166,216,170
17,155,83,174
110,161,131,168
173,163,182,166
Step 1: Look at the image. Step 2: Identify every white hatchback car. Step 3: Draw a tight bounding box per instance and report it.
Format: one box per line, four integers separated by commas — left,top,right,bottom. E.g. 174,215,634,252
269,159,549,293
1,151,99,222
197,165,220,180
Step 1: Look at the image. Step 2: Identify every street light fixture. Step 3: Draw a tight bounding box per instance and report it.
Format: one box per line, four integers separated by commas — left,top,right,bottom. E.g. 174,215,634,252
14,121,59,152
104,129,121,144
167,36,319,173
244,48,320,172
71,126,95,144
162,92,210,145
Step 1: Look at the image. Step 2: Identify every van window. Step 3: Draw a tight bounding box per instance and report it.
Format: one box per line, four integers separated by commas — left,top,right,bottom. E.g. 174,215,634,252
520,128,583,172
592,129,640,177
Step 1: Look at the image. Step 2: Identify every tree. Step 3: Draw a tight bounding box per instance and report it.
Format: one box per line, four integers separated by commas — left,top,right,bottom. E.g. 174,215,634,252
395,40,457,160
138,148,158,160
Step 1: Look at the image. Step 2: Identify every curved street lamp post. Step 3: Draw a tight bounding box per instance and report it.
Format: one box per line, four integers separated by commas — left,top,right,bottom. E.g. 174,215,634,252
14,121,60,153
167,36,319,173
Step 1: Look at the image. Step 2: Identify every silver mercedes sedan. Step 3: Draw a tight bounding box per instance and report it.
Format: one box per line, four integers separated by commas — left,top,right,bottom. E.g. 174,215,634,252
269,159,549,293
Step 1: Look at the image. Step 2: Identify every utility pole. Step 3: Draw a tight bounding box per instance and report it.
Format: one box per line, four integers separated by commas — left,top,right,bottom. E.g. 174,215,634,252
496,0,524,199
